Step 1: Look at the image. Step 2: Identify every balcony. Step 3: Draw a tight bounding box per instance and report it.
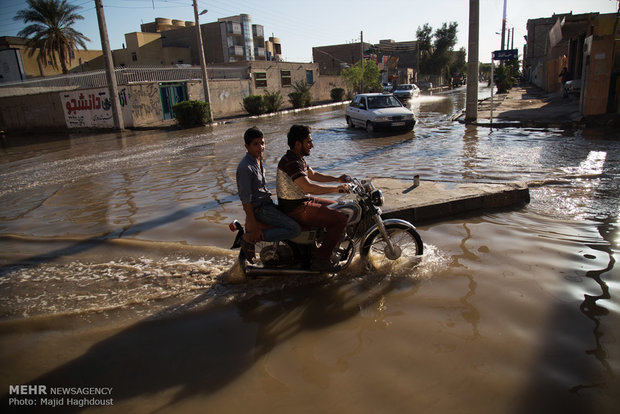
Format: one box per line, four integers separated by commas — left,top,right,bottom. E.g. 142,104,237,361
229,45,245,57
252,25,264,38
226,22,242,35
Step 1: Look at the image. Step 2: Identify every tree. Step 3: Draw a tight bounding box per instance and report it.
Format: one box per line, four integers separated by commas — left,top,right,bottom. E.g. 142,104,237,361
416,24,433,74
340,59,382,93
14,0,90,74
416,22,459,80
494,59,520,93
449,47,467,79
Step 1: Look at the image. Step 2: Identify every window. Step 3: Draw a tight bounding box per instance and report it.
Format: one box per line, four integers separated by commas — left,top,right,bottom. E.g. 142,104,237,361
306,70,314,85
131,52,137,62
254,72,267,88
281,70,291,87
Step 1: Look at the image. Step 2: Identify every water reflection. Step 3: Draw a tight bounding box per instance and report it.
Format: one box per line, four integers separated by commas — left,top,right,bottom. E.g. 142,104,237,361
0,86,619,412
462,124,480,181
450,222,481,340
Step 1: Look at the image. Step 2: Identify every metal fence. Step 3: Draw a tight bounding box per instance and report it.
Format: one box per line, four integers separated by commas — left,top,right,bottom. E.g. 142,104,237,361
0,65,247,97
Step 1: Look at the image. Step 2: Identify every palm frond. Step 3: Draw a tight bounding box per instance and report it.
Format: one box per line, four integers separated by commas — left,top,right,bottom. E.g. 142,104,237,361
13,0,90,74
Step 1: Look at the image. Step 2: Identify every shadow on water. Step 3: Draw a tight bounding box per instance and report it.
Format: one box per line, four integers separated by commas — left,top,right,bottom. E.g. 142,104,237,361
0,271,408,411
513,222,619,413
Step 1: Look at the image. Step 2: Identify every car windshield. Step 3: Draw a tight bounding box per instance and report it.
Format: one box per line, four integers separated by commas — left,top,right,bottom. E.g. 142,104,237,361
396,85,413,90
366,95,402,109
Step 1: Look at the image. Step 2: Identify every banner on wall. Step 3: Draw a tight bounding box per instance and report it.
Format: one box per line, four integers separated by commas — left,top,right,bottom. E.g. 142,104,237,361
60,87,132,128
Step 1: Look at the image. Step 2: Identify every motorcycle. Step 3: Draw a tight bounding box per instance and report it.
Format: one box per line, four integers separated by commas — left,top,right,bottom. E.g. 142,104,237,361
229,177,423,277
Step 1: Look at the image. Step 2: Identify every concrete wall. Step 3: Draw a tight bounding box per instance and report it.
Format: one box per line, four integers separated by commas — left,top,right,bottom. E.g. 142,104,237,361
0,68,345,133
314,75,347,101
204,79,251,118
581,35,614,116
0,91,66,133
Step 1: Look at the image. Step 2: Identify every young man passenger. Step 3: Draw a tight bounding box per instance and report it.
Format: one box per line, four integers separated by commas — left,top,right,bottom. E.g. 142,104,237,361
276,124,350,271
236,127,300,261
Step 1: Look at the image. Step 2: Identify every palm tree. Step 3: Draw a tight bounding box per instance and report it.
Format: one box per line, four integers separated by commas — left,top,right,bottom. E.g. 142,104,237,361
14,0,90,74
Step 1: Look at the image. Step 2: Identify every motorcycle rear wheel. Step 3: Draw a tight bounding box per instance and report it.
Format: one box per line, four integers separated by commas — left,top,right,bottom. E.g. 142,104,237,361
252,241,296,267
361,223,423,271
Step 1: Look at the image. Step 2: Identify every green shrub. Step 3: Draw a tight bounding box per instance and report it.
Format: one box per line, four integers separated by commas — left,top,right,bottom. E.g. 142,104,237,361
288,81,312,108
330,88,345,102
288,92,305,109
263,90,284,113
172,100,211,127
243,95,266,115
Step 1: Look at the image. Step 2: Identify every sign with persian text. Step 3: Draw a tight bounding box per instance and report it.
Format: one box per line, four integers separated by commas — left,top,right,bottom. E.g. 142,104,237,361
492,49,518,61
60,88,131,129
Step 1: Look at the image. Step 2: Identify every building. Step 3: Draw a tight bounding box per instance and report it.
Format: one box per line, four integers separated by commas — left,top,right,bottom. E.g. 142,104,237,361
0,13,347,132
0,36,104,81
524,11,620,116
313,42,372,75
141,15,282,65
313,39,419,86
113,31,192,67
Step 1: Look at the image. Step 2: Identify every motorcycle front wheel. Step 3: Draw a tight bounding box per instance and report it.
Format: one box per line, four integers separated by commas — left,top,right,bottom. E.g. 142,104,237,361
360,222,423,271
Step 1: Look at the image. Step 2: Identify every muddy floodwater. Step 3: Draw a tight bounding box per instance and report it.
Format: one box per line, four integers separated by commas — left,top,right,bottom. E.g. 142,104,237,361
1,86,619,413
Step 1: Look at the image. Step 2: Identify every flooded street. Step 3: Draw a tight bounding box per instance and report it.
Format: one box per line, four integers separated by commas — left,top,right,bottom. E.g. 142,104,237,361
1,86,619,413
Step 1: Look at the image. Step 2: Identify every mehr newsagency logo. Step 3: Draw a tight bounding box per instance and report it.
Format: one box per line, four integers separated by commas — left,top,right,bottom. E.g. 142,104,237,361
8,385,114,409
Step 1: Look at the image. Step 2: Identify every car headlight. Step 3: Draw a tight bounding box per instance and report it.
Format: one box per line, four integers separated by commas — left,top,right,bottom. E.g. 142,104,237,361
404,114,414,120
374,116,389,122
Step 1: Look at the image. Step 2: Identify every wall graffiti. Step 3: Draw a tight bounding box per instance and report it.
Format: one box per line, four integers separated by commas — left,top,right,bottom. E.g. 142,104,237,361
60,88,133,128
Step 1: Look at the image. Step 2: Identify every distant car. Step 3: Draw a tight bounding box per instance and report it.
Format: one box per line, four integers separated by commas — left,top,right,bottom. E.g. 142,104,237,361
564,79,581,97
393,83,420,100
345,93,415,133
418,81,433,91
382,82,393,92
452,74,465,88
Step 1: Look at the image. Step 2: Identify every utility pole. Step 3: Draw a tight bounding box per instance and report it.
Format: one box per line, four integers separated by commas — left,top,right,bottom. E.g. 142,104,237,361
501,0,507,50
95,0,123,130
193,0,212,122
360,31,364,93
465,0,479,123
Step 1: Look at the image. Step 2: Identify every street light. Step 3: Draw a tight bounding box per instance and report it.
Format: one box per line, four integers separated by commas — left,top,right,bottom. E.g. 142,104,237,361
193,1,212,122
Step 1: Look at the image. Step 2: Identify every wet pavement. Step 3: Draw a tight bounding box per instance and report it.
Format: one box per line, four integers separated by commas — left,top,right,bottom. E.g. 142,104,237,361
1,85,618,413
456,84,583,128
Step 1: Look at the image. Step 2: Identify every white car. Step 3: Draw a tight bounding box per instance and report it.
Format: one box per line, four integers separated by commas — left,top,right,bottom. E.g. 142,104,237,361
393,83,420,100
346,93,416,133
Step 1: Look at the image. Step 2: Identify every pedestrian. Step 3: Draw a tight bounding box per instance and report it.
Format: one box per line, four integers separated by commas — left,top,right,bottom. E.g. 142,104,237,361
236,127,301,262
276,124,350,271
559,66,570,97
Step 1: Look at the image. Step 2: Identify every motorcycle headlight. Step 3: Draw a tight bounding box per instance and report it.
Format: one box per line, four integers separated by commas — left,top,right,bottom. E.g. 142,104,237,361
371,189,384,206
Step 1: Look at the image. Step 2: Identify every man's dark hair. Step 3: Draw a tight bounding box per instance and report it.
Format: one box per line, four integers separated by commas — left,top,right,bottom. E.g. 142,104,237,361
244,126,263,145
287,124,311,149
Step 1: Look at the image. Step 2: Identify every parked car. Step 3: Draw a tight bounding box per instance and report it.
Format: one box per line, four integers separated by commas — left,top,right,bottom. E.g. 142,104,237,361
345,93,415,133
382,82,393,92
563,79,581,97
452,73,465,88
418,81,433,91
393,83,420,100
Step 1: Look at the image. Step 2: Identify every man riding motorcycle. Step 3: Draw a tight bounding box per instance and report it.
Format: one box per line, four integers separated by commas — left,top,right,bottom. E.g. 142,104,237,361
276,124,351,271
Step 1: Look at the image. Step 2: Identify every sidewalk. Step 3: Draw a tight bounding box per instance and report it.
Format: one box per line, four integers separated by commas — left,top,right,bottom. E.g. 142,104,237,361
455,84,583,128
372,178,530,224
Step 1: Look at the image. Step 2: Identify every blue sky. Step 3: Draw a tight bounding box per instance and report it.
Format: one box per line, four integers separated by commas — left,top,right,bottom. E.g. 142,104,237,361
1,0,618,63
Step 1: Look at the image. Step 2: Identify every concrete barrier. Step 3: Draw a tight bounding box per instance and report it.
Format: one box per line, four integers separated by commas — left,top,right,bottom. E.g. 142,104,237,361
370,178,530,224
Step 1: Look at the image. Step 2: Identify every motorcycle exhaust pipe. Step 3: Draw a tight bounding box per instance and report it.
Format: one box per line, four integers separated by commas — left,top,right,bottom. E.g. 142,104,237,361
245,266,323,277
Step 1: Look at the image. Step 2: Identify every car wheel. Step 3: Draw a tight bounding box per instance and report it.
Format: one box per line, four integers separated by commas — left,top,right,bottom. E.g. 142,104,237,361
346,116,355,128
366,121,374,133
